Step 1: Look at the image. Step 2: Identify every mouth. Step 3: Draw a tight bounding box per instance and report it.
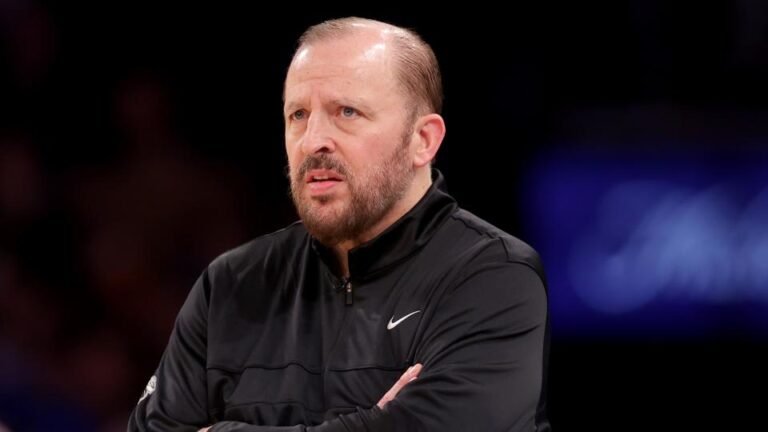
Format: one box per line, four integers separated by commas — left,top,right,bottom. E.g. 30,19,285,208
305,168,344,183
304,169,345,194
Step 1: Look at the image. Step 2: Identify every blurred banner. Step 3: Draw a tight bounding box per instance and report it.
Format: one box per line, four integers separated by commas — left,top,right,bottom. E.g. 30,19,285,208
524,148,768,339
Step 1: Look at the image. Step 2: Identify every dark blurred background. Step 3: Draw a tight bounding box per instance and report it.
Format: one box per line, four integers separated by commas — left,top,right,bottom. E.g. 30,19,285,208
1,2,767,431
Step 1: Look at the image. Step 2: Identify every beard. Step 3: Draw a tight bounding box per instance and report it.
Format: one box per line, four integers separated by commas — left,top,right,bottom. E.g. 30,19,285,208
288,132,415,246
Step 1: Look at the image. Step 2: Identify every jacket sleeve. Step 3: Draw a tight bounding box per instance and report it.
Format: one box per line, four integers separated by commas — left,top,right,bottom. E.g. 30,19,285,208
206,408,391,431
389,261,549,431
127,268,213,432
203,261,550,432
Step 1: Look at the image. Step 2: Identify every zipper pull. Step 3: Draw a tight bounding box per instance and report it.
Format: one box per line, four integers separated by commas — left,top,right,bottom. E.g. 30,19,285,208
344,280,353,305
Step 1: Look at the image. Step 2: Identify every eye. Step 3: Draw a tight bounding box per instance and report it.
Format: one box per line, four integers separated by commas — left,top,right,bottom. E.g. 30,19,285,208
341,106,358,118
290,109,307,121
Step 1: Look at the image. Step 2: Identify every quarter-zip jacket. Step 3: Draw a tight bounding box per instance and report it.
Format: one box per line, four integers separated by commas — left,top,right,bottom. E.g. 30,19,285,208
128,170,551,432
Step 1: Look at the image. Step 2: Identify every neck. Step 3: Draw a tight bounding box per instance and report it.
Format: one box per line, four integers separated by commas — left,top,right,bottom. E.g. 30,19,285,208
331,168,433,277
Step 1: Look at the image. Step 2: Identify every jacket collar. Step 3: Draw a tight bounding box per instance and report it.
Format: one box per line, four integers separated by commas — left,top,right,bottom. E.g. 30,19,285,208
311,169,457,280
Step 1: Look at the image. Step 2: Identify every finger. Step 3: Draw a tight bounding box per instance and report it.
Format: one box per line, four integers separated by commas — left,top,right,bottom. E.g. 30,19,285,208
408,363,422,381
377,363,423,409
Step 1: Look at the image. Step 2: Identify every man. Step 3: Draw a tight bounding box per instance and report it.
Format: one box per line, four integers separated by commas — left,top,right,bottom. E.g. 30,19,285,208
128,17,550,432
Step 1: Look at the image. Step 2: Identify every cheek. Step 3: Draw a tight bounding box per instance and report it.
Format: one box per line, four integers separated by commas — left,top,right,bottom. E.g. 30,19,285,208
285,152,302,179
285,141,300,165
362,133,403,161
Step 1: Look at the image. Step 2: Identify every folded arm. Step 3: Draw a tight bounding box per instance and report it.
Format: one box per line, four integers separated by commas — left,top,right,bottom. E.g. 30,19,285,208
128,263,548,432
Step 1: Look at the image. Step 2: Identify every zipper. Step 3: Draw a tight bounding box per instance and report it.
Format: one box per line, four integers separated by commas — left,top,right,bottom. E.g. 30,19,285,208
339,277,353,305
321,275,354,413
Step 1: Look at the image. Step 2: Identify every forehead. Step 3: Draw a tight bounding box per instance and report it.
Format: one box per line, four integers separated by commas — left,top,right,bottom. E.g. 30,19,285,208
284,34,402,104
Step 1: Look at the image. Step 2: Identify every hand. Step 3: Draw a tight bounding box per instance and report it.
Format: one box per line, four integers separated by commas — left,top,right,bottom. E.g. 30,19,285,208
377,363,422,409
198,428,210,432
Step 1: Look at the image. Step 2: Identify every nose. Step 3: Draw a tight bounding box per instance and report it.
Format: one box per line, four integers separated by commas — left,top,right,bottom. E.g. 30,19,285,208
301,111,336,155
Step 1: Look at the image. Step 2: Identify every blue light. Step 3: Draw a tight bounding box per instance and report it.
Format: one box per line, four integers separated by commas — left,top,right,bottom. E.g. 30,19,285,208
522,150,768,339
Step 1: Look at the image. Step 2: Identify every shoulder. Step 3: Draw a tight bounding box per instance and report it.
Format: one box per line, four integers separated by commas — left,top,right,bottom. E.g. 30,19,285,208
443,208,546,286
432,209,548,329
206,221,310,284
419,208,548,335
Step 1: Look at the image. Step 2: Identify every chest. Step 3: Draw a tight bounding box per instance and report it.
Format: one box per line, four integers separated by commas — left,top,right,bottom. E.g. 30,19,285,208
205,266,436,426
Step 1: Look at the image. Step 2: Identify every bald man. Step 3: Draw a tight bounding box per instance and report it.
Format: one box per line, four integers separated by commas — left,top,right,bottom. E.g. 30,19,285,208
128,17,550,432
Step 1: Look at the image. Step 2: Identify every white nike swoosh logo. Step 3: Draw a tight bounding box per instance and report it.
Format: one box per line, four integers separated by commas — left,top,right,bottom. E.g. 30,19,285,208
387,310,421,330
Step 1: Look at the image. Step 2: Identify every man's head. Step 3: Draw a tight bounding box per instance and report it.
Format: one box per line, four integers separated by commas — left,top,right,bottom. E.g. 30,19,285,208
284,17,446,247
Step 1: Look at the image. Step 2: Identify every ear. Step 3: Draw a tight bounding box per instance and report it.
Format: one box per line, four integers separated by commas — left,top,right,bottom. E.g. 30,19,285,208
411,113,446,167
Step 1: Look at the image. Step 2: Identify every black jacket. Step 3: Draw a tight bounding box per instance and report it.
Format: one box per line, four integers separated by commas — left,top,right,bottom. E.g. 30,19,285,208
128,171,551,431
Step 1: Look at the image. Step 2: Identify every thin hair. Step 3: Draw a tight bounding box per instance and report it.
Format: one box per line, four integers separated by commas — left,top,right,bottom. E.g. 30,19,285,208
295,17,443,116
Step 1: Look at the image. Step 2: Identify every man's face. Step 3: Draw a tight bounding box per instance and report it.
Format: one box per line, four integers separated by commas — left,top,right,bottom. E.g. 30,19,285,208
284,32,417,245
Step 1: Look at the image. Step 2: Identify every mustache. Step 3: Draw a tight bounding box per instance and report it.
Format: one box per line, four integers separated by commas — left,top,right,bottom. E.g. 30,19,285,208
296,154,349,179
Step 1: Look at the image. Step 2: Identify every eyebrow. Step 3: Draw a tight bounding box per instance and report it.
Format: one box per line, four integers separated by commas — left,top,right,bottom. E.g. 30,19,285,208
283,101,302,116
